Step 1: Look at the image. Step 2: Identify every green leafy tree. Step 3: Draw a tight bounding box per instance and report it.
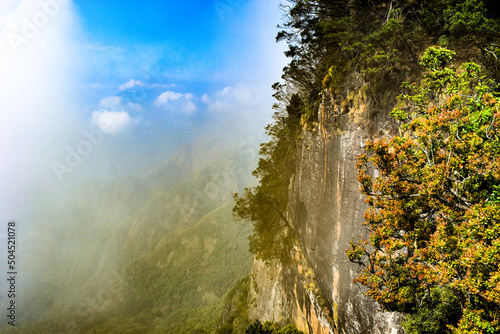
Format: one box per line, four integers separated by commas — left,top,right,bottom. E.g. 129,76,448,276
245,320,274,334
233,97,303,261
403,286,462,334
349,47,500,333
277,324,305,334
443,0,500,81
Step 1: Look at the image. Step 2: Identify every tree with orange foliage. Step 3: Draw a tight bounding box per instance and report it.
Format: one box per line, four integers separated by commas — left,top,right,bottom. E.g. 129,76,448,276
348,47,500,334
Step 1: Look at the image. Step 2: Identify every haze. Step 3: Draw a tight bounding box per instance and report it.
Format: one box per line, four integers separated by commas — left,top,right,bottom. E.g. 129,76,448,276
0,0,286,330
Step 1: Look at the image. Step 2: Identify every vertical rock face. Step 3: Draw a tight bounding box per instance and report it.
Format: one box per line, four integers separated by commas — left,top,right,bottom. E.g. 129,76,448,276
248,255,334,334
250,88,407,333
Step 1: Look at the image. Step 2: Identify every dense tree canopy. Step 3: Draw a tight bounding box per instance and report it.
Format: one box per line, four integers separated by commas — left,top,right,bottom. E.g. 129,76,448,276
276,0,500,115
348,47,500,333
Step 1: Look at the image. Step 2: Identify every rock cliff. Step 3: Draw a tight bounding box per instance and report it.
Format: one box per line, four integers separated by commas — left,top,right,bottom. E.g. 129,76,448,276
249,88,406,334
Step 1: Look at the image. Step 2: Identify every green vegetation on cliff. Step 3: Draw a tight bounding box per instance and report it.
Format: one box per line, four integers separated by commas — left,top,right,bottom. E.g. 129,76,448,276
245,320,304,334
215,277,252,334
122,202,253,333
350,47,500,333
275,0,500,117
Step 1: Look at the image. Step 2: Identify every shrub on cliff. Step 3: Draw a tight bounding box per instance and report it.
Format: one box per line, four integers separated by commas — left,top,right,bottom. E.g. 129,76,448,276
245,320,304,334
349,46,500,333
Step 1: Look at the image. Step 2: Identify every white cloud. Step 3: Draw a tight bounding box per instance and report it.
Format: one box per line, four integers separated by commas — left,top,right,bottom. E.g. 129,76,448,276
157,91,184,103
199,82,275,132
155,91,198,115
126,102,144,113
99,96,144,113
91,110,133,135
202,82,260,115
151,83,176,89
99,96,123,110
119,79,144,92
182,101,198,114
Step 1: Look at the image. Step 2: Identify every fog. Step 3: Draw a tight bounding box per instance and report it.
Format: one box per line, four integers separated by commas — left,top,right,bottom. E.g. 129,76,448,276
0,0,76,215
0,0,286,330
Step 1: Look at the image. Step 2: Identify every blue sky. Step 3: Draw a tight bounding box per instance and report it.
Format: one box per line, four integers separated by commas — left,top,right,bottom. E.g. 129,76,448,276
72,0,286,116
76,0,219,47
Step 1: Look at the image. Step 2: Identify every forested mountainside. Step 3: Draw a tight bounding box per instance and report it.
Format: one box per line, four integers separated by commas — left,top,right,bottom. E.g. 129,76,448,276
234,1,500,333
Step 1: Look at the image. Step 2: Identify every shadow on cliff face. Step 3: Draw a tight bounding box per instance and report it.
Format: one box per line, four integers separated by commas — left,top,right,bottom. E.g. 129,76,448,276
296,202,308,234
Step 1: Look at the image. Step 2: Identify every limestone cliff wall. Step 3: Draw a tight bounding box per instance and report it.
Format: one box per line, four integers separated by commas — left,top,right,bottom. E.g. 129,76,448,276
250,87,407,334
